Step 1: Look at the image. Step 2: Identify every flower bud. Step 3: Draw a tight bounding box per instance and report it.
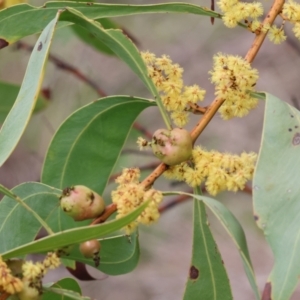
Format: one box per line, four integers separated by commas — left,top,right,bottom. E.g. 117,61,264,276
59,185,105,221
79,240,101,267
151,128,193,165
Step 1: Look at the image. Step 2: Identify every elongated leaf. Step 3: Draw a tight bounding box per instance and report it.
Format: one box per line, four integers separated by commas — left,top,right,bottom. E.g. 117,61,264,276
59,8,170,126
194,194,260,300
166,191,259,299
0,81,48,123
2,199,149,259
42,96,155,194
72,18,119,55
0,2,220,47
253,93,300,299
43,278,86,300
183,199,232,300
66,233,140,275
0,182,61,254
0,13,59,167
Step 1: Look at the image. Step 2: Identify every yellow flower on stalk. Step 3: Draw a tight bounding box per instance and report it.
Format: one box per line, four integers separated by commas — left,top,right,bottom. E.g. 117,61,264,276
247,3,264,19
43,252,60,270
292,23,300,39
163,146,257,196
209,53,259,119
282,0,300,21
217,0,263,28
112,168,163,234
141,52,206,127
22,261,44,280
267,25,287,44
0,257,23,294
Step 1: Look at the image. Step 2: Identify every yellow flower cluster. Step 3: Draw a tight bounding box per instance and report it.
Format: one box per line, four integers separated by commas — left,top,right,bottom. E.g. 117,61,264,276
164,146,257,196
210,53,259,120
282,0,300,40
267,25,287,44
112,168,163,234
18,252,61,298
0,257,23,295
217,0,263,28
141,51,206,127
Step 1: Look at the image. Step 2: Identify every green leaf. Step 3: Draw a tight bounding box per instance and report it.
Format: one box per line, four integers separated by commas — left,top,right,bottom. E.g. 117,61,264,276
165,191,259,299
183,199,232,300
42,96,155,194
2,199,149,259
194,194,260,300
248,91,266,100
253,93,300,299
71,18,119,55
60,258,76,270
0,13,59,167
66,233,140,275
43,278,87,300
0,182,61,254
0,81,48,123
58,8,171,129
0,2,220,46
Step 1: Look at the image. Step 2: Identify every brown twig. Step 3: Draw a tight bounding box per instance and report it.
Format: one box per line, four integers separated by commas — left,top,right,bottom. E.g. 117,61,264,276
90,203,117,225
210,0,215,25
16,41,106,97
132,122,153,140
244,0,285,63
187,103,208,114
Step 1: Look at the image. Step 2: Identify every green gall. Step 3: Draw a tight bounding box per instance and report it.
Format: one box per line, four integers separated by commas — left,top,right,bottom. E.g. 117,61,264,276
59,185,105,221
151,128,193,165
79,239,101,267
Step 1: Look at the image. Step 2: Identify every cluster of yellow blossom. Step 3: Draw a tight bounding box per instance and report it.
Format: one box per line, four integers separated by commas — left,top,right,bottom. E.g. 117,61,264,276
164,146,257,196
217,0,263,29
141,51,206,127
267,25,287,44
0,252,60,298
210,53,259,119
112,168,163,234
20,252,60,298
0,257,23,294
282,0,300,40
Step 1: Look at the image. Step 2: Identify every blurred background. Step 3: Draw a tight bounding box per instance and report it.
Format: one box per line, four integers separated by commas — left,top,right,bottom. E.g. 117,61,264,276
1,0,300,299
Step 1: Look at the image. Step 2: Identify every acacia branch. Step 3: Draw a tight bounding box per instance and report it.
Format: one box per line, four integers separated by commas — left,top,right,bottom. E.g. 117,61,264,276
141,0,284,189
